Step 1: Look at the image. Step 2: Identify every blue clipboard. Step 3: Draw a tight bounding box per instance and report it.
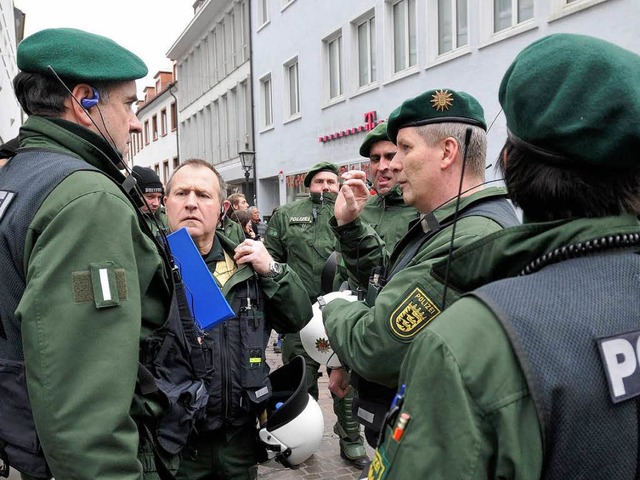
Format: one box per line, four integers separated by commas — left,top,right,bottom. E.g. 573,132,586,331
167,227,235,330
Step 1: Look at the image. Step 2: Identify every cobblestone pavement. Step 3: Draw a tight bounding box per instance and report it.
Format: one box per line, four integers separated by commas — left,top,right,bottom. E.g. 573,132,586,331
257,333,373,480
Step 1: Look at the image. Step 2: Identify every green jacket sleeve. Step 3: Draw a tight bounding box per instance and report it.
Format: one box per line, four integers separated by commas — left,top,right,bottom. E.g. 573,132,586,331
260,264,313,334
264,209,287,263
18,173,150,480
370,298,542,480
323,216,505,387
330,216,388,288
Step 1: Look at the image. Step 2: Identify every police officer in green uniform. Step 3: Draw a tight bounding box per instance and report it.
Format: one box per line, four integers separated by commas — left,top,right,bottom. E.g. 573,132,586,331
165,159,312,480
131,166,168,236
322,89,518,448
0,28,203,479
265,162,369,468
370,34,640,480
359,122,418,248
329,123,418,448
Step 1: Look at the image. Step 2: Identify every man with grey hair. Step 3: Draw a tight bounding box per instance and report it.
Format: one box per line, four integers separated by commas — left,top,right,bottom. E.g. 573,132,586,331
164,159,312,480
321,89,519,449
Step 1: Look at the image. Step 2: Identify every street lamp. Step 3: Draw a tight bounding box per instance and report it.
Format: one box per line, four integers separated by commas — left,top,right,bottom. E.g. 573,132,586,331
239,150,255,198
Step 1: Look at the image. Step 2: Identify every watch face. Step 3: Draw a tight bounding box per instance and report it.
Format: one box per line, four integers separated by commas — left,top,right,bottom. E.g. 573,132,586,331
272,262,282,275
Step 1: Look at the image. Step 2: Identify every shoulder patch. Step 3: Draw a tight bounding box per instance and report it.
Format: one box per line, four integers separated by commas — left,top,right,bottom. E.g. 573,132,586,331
267,227,279,238
389,287,441,340
0,190,16,221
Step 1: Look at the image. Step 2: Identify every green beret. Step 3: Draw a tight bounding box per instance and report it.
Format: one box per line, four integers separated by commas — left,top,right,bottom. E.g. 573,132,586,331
499,33,640,169
304,162,339,187
359,122,391,157
17,28,147,82
387,89,486,144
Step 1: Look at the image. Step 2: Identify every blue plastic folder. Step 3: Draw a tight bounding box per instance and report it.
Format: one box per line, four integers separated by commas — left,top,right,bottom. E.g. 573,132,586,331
167,227,235,330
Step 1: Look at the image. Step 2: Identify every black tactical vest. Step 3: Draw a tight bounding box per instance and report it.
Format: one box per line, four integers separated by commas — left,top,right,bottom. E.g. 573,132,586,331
352,197,520,443
0,150,207,478
199,273,271,432
472,252,640,479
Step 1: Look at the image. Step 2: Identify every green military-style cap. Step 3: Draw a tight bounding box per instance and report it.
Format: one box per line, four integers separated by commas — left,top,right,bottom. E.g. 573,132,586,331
499,33,640,170
386,89,486,144
304,161,339,187
17,28,148,82
359,122,391,158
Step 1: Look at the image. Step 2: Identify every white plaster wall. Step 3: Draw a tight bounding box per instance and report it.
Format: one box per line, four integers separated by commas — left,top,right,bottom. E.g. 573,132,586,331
251,0,640,210
0,0,22,143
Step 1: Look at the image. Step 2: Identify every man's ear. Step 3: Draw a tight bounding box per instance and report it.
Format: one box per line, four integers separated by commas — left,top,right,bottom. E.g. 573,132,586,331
440,137,460,170
223,200,231,212
67,83,96,127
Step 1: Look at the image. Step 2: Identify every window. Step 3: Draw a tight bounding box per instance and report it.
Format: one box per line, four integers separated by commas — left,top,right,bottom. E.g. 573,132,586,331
494,0,533,32
161,108,167,136
259,0,270,26
170,102,177,131
260,74,273,128
163,160,169,184
550,0,608,20
173,156,179,169
392,0,417,73
152,115,158,141
284,58,300,118
356,16,376,87
325,33,343,100
437,0,468,55
144,121,150,145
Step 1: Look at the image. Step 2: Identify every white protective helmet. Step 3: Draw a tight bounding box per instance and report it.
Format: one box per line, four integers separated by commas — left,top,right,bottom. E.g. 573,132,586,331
300,290,358,368
258,355,324,467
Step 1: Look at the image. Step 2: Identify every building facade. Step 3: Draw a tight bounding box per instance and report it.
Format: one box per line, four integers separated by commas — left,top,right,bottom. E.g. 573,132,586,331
0,0,24,145
168,0,254,202
250,0,638,215
129,70,180,185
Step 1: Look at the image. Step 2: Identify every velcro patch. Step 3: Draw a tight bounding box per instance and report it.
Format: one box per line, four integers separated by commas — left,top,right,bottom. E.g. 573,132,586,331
72,266,127,307
368,448,388,480
0,190,16,221
598,329,640,404
389,287,441,340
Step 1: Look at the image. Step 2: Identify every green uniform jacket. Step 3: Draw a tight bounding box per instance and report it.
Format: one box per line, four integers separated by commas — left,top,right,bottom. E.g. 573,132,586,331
361,186,418,250
372,214,640,479
13,117,170,479
323,187,512,388
143,207,168,237
264,192,337,300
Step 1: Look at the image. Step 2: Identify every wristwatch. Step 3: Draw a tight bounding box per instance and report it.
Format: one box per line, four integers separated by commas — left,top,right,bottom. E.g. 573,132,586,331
260,261,283,278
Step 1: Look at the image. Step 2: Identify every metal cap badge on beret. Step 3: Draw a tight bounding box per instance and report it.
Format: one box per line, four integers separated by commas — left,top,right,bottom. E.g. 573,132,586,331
304,162,339,187
499,33,640,170
17,28,148,82
359,122,391,158
386,89,487,144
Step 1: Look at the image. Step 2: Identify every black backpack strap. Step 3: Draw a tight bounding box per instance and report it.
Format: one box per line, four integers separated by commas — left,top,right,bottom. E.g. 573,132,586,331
458,197,519,229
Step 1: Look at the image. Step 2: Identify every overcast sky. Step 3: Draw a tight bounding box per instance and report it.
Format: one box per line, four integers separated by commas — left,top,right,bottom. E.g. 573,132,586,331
13,0,195,96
